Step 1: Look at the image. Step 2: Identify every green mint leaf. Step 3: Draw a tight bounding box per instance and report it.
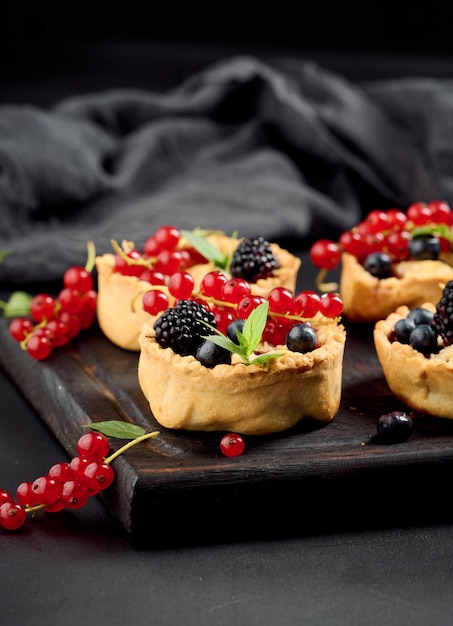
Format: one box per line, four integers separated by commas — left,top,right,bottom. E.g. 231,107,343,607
251,352,286,367
411,224,453,243
241,302,269,354
181,229,229,269
0,291,33,317
86,420,146,439
201,302,279,367
0,249,12,263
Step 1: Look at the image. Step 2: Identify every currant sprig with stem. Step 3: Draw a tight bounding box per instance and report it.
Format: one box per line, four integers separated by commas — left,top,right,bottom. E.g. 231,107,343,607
0,422,159,531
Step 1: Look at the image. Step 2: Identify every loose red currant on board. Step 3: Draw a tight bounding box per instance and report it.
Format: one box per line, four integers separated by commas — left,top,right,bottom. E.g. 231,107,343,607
220,433,245,457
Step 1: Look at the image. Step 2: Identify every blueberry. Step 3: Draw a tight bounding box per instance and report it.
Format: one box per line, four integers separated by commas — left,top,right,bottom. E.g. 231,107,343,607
409,324,438,355
363,252,392,278
226,319,245,344
408,235,441,260
286,323,318,353
377,411,414,444
393,317,415,343
196,340,232,368
407,307,434,326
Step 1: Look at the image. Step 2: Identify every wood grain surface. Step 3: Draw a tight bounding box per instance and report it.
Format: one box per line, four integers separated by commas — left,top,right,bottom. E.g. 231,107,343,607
2,295,453,543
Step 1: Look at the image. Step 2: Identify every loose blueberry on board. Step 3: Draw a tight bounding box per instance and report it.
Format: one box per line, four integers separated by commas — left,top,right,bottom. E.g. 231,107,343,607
377,411,414,444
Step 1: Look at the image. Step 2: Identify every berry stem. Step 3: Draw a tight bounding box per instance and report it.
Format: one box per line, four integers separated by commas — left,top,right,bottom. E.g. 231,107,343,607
104,431,160,465
315,268,339,292
110,239,156,269
85,240,97,273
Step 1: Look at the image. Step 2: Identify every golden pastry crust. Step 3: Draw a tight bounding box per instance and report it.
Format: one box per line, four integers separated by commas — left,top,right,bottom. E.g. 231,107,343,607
96,235,301,351
340,252,453,323
138,320,346,435
374,303,453,419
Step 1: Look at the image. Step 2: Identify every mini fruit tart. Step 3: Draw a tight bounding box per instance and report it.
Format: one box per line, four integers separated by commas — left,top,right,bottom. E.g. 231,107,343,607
374,280,453,419
138,297,346,435
310,200,453,323
96,226,301,351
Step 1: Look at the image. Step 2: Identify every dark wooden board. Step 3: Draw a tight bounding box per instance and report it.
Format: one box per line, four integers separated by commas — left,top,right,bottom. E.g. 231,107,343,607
2,312,453,544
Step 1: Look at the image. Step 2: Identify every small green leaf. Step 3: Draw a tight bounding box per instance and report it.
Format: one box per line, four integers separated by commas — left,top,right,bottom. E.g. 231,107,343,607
181,229,229,269
0,249,12,263
411,224,453,243
201,302,282,367
251,352,286,367
241,302,269,354
0,291,33,318
86,420,146,439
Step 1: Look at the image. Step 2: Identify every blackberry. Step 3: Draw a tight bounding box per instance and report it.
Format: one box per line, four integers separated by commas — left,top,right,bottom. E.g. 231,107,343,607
432,280,453,346
153,300,215,356
230,237,280,282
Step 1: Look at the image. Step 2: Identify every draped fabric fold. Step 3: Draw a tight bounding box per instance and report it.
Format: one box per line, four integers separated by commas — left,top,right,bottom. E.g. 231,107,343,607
0,55,450,285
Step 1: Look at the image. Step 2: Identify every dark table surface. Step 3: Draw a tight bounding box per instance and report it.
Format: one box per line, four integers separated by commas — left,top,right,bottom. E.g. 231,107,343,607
3,37,453,626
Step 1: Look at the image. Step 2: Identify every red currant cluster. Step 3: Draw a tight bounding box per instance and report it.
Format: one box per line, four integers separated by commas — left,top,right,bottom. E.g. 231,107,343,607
113,225,208,283
144,271,343,346
8,264,97,360
0,431,114,531
310,200,453,271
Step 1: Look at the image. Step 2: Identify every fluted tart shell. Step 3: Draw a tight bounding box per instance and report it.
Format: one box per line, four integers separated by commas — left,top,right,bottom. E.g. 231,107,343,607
137,319,346,435
96,234,301,351
340,252,453,323
374,303,453,419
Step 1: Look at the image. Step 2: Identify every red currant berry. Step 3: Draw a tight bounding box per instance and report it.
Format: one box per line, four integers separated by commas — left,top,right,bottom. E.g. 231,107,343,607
152,225,181,252
114,249,143,277
220,433,245,457
48,462,73,483
26,332,53,360
339,230,368,259
79,290,98,329
294,290,321,317
407,202,432,225
58,287,85,315
168,271,195,299
77,431,110,462
44,499,66,513
63,266,94,292
16,481,39,507
236,295,266,319
30,294,56,323
139,269,166,285
262,317,291,346
68,456,90,477
364,209,390,233
386,208,407,230
200,271,228,298
9,317,34,342
385,230,411,260
0,489,14,506
221,278,251,304
142,289,169,315
319,292,343,318
309,239,342,270
83,461,115,493
429,200,453,225
212,305,236,335
57,311,82,339
31,476,62,506
60,480,91,509
0,502,27,531
45,318,70,347
154,249,191,275
267,287,295,314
